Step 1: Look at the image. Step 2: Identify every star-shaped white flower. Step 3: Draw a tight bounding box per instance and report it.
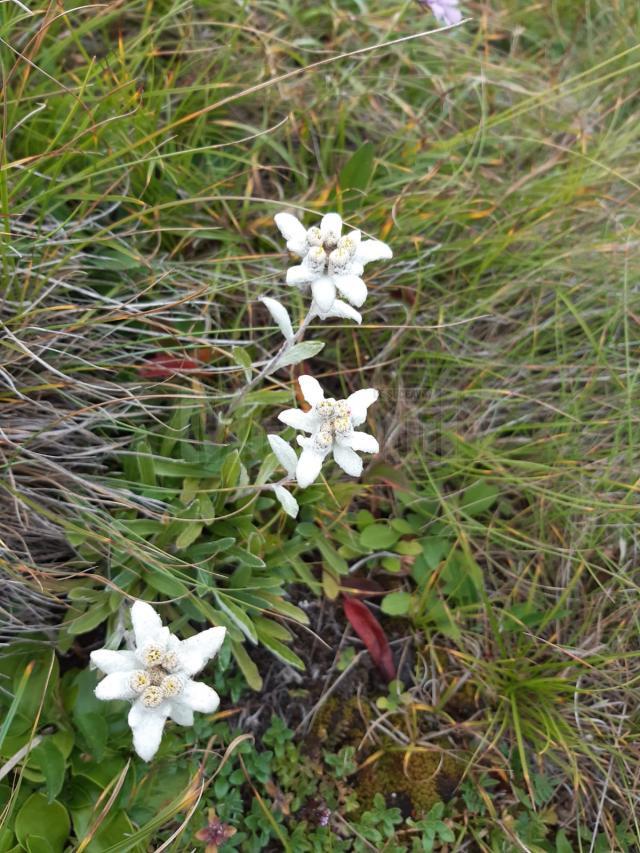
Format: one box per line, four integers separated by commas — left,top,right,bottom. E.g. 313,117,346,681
278,375,379,488
90,601,226,762
274,212,392,317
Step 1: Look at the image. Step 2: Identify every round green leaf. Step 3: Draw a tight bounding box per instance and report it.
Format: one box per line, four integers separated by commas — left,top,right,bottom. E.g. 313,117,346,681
15,794,70,853
380,591,413,617
359,524,399,550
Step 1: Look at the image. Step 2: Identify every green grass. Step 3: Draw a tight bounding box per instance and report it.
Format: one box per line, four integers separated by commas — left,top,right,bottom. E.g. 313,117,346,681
2,0,640,849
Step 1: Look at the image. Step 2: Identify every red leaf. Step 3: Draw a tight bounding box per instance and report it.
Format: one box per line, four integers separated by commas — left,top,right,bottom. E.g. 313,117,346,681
139,354,206,379
343,596,396,682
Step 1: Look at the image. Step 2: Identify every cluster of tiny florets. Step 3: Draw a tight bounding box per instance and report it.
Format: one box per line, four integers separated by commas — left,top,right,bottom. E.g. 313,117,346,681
131,643,184,707
302,229,358,276
312,399,353,451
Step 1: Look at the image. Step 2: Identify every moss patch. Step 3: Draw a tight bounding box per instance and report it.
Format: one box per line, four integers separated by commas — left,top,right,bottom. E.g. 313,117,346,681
356,747,462,819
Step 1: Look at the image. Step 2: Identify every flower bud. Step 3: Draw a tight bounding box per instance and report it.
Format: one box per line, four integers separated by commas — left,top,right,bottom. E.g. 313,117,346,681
306,246,327,274
306,226,322,247
141,685,164,708
160,674,184,697
313,428,334,452
328,247,351,276
139,643,165,668
315,399,336,420
129,671,150,694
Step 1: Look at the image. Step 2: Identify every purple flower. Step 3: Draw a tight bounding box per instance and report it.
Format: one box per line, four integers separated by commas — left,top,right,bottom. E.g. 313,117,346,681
422,0,463,26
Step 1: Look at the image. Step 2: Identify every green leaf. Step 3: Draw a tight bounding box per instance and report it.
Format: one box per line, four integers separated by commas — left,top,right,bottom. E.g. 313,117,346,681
274,340,324,369
26,838,54,853
258,633,305,670
145,570,190,598
420,536,451,570
31,739,66,801
339,141,375,192
231,346,253,382
175,521,203,550
380,591,413,616
15,795,70,853
187,538,235,561
396,539,421,556
214,594,258,643
220,449,241,490
359,524,399,550
381,556,402,573
227,547,265,569
135,438,156,487
0,828,14,853
555,831,574,853
460,481,499,517
75,711,108,762
231,642,263,691
66,601,111,636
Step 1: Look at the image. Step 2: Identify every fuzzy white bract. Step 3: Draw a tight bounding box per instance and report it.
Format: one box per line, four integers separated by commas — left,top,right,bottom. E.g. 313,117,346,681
274,212,392,319
423,0,462,26
278,375,379,488
90,601,225,761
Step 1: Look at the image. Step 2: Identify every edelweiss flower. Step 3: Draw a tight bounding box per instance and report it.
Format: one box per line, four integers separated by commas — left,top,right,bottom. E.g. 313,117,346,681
90,601,226,761
274,211,392,317
278,375,379,488
421,0,462,26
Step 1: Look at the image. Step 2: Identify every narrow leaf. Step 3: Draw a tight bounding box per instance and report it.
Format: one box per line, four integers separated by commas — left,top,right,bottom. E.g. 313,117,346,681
343,596,395,682
139,354,207,379
272,485,299,518
274,340,324,370
267,435,298,477
261,297,294,340
231,346,253,382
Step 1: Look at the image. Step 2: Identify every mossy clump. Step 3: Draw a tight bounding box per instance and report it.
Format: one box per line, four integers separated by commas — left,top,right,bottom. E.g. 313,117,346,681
356,747,462,819
307,696,370,755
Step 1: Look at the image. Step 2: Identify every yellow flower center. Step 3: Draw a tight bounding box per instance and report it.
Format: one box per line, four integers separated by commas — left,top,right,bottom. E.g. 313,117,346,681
141,685,164,708
161,675,184,697
129,671,150,694
140,643,165,667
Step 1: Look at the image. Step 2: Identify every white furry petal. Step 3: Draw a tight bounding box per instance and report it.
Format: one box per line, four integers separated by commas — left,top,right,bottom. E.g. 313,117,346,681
131,601,167,650
178,627,227,677
275,212,307,255
268,434,298,476
278,408,317,433
168,703,194,726
272,485,299,518
319,299,362,324
128,701,169,762
311,276,336,312
333,274,367,308
296,447,324,489
347,431,379,454
178,680,221,714
354,239,392,265
298,374,324,406
286,264,314,286
261,297,294,341
333,445,363,478
320,212,342,242
90,649,138,675
94,671,137,702
347,388,379,426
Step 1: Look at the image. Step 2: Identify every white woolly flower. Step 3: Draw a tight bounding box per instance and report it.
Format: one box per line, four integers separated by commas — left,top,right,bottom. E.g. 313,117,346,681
278,375,379,488
90,601,226,762
422,0,462,26
274,211,392,316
